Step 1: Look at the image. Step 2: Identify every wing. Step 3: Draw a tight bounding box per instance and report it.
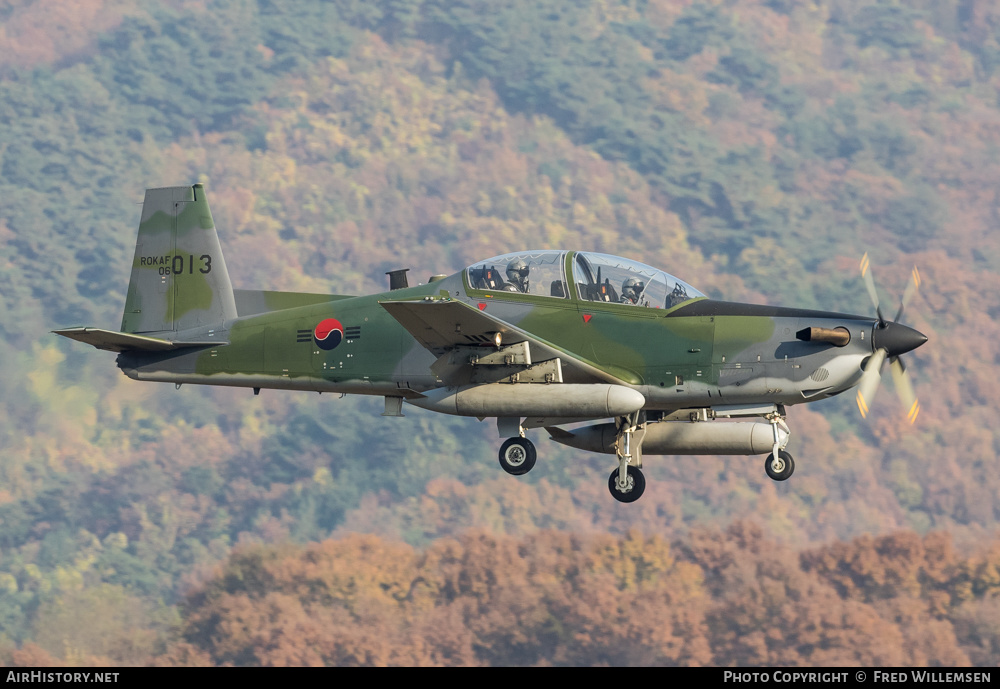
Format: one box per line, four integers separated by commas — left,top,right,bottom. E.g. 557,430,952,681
379,298,636,385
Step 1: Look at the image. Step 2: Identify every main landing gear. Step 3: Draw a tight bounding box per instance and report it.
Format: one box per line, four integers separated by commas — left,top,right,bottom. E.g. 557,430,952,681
496,417,537,476
608,465,645,503
608,412,646,503
498,436,536,475
495,415,648,503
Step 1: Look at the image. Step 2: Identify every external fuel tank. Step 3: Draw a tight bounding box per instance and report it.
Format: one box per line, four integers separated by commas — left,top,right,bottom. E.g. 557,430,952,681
548,420,784,456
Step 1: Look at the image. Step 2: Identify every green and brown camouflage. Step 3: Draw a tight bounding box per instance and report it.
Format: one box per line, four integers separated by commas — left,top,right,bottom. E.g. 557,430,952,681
121,184,237,334
54,185,928,502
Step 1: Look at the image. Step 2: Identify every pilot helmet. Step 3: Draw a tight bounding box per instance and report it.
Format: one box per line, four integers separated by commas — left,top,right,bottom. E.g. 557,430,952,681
506,259,529,284
622,277,645,302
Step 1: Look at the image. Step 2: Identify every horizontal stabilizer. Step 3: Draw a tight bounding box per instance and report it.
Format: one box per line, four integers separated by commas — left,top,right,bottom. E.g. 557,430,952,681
52,327,224,353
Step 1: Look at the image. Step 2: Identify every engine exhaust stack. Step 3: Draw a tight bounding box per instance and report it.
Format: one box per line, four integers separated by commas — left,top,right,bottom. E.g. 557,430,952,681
796,326,851,347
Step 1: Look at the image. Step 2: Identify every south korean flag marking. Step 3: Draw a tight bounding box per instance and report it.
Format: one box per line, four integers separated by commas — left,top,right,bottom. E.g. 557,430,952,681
314,318,344,351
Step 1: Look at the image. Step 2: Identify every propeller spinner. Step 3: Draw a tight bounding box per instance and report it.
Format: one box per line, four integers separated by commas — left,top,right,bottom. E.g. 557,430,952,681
856,254,927,422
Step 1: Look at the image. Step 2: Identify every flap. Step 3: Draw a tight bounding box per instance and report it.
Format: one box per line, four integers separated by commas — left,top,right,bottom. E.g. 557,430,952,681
379,299,635,385
53,327,224,353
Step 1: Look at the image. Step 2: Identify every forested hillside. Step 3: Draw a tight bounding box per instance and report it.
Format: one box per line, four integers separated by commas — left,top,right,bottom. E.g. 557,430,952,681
0,0,998,666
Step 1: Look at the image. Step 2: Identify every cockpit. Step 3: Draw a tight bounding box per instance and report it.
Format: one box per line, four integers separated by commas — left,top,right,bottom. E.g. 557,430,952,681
465,251,705,308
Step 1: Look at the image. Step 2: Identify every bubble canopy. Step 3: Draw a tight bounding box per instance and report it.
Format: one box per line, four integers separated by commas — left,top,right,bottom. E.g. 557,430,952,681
465,251,705,308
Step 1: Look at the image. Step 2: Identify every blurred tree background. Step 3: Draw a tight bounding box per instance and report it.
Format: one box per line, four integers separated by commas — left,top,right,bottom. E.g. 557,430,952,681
0,0,998,665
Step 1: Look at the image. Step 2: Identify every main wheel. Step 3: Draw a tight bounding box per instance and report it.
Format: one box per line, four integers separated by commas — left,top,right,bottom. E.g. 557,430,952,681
498,437,536,475
608,465,646,503
765,450,795,481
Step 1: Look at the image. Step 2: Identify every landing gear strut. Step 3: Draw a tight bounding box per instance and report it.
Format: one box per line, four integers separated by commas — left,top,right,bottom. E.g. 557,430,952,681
498,437,536,475
764,408,794,481
608,412,646,502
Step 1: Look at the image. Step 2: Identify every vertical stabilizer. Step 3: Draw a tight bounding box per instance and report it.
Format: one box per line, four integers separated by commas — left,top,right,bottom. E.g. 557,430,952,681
121,184,237,334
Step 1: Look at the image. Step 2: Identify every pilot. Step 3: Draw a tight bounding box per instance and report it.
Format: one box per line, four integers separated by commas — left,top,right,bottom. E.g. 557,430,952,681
620,277,646,305
505,259,530,293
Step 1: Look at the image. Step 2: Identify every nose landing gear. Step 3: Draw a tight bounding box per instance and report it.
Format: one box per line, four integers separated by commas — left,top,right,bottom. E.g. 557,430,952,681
764,409,794,481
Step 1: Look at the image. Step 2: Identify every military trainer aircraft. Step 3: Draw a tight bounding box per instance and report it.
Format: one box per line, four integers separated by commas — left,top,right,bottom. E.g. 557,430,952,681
55,185,928,502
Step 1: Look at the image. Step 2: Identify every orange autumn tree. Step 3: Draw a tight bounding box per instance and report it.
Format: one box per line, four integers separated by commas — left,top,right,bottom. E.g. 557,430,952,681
158,526,999,666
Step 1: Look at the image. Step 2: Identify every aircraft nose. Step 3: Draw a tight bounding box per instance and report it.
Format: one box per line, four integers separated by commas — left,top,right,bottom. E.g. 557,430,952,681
872,321,928,357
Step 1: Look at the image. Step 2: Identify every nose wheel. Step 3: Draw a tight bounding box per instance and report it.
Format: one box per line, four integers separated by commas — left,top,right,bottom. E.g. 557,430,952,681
765,450,795,481
499,437,537,475
763,409,794,481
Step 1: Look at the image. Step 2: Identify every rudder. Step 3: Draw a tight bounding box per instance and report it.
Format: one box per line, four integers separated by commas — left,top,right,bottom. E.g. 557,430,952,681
121,184,237,334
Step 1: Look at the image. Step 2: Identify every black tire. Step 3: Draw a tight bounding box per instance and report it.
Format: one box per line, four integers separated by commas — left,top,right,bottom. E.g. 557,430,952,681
499,437,536,475
608,465,646,503
765,450,795,481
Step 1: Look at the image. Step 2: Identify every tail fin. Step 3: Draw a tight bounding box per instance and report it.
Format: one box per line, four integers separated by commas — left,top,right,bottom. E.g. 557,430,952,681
121,184,237,334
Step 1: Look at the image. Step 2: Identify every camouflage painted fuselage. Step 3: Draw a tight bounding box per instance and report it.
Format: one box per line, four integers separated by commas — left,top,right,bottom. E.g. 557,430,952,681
54,184,886,416
116,267,876,412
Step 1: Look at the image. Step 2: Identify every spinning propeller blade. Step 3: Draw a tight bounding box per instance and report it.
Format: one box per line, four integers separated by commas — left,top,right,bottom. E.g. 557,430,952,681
856,348,886,418
893,266,921,325
857,254,926,422
890,356,920,424
860,252,886,327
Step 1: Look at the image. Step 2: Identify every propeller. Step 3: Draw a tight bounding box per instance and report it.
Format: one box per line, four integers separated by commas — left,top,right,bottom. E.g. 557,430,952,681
856,253,926,423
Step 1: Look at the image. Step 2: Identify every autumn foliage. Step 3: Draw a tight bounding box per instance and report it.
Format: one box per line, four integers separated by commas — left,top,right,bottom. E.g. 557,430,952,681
146,525,1000,666
2,0,1000,667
